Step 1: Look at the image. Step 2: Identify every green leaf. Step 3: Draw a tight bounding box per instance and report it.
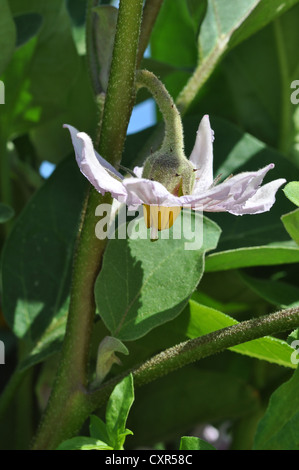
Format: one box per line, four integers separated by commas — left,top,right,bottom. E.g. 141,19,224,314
240,272,299,309
1,157,86,364
1,0,79,139
205,242,299,272
56,436,112,450
187,300,297,369
283,182,299,207
89,415,110,444
281,209,299,245
93,6,118,92
179,436,216,450
0,203,14,223
106,374,134,450
254,367,299,449
95,213,221,341
0,0,16,75
14,13,43,47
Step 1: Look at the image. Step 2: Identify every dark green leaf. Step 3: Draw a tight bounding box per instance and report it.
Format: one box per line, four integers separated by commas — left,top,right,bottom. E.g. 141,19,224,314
95,213,221,341
14,13,42,47
1,157,86,364
254,367,299,449
240,272,299,309
0,203,14,223
89,415,110,444
0,0,16,75
127,366,259,447
179,436,216,450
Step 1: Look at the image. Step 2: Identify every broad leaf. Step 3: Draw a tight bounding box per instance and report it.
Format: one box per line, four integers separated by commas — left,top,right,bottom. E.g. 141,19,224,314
187,300,297,369
1,157,86,364
95,213,221,341
254,367,299,449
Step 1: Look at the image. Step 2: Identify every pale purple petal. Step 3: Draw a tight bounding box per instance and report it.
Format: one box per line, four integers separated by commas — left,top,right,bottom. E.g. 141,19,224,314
189,115,214,193
229,178,286,215
179,164,282,214
64,124,127,201
133,166,143,178
123,178,181,206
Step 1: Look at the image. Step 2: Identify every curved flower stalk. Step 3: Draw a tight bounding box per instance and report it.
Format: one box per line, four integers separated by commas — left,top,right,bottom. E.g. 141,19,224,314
64,116,286,239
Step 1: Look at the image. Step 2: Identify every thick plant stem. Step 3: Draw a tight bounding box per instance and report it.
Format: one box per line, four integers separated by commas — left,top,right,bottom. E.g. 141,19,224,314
136,69,185,154
100,0,144,167
88,306,299,410
31,0,144,451
137,0,164,66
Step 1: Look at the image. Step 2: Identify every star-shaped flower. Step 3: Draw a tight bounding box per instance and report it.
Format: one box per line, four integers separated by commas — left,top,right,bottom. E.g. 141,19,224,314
64,116,286,239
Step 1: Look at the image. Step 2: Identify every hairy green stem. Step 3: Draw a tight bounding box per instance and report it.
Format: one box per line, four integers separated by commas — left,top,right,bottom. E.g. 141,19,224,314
137,0,163,66
31,0,144,450
100,0,144,167
88,306,299,409
136,69,185,154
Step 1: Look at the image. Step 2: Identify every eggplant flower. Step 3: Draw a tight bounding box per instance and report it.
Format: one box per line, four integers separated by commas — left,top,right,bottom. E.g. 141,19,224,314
64,116,286,239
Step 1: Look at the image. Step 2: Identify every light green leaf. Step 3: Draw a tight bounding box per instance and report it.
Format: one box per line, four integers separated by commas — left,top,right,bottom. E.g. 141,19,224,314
176,0,299,111
254,367,299,449
0,0,16,75
95,213,221,341
179,436,216,450
106,374,134,450
0,203,14,224
56,436,112,450
205,242,299,272
188,300,297,369
281,209,299,246
283,182,299,207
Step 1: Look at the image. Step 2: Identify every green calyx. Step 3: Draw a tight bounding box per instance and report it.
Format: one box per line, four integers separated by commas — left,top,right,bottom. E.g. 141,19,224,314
142,148,195,196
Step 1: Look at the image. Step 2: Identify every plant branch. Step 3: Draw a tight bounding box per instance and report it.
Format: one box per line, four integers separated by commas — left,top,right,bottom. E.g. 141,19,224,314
88,306,299,409
100,0,144,167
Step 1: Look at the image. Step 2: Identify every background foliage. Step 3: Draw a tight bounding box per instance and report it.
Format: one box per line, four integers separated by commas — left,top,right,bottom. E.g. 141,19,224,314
0,0,299,450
